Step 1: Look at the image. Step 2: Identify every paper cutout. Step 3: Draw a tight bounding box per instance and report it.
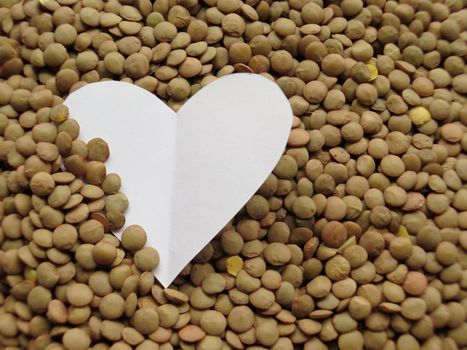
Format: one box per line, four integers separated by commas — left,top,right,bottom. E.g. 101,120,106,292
64,73,293,287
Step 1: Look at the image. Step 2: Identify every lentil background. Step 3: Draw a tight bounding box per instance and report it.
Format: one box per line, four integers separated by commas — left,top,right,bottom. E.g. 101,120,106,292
0,0,466,349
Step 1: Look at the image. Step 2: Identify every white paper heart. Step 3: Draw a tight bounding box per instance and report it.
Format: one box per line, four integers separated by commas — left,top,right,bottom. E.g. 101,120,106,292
64,73,292,287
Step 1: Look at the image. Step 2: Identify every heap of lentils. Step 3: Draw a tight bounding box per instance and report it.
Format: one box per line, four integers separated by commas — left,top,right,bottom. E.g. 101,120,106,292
0,0,466,348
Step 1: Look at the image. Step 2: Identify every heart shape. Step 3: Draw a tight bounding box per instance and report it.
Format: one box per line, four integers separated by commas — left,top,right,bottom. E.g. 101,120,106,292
64,74,292,287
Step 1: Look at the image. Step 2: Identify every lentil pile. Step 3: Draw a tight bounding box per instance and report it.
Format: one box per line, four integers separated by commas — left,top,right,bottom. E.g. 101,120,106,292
0,0,466,348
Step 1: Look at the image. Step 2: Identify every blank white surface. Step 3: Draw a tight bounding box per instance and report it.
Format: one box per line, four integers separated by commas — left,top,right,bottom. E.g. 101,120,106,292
65,74,292,287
